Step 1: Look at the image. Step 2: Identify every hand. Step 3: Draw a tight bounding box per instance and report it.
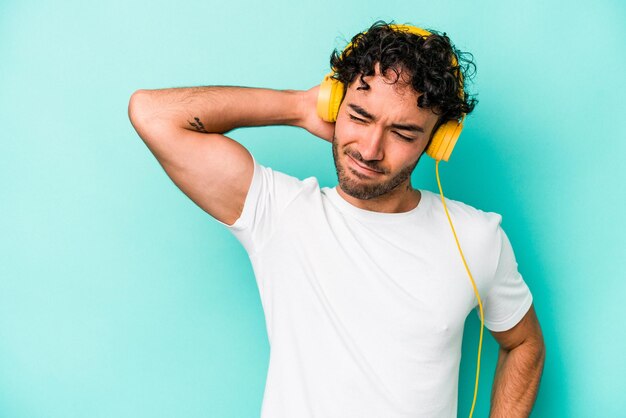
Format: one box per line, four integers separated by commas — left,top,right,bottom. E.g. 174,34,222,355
298,85,336,143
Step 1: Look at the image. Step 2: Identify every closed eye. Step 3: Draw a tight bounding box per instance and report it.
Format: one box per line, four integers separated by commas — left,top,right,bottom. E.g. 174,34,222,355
349,114,415,142
394,132,414,141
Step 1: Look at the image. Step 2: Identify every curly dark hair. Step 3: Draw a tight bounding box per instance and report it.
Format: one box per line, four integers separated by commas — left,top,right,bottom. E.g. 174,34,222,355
330,20,477,134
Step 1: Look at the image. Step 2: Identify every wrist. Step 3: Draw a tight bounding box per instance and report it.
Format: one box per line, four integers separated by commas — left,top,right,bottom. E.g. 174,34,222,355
288,89,309,129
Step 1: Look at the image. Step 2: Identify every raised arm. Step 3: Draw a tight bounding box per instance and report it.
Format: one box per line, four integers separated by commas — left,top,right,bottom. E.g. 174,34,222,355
127,85,334,225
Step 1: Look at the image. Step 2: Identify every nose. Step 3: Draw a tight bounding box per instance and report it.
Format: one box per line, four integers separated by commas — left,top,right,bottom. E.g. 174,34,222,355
358,126,385,162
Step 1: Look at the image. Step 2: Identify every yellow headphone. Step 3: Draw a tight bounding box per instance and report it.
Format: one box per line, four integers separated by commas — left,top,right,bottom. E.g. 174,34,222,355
318,24,484,418
316,24,466,162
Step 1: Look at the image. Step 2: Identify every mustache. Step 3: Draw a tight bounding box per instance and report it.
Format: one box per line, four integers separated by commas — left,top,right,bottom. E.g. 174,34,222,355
346,151,384,173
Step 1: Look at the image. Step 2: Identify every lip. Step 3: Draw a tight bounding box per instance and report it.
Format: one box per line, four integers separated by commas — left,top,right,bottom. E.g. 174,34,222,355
347,155,383,176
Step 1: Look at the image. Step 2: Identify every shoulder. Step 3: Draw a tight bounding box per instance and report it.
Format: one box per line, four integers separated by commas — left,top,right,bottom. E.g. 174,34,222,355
423,190,509,284
424,189,503,232
262,161,319,188
423,189,505,264
253,159,321,204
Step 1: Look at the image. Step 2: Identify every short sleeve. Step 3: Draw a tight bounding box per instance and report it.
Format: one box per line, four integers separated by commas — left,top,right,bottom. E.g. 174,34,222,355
213,154,308,254
477,221,533,332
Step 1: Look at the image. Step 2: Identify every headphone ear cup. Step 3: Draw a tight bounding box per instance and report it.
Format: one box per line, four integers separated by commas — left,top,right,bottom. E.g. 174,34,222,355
317,73,345,122
425,120,463,162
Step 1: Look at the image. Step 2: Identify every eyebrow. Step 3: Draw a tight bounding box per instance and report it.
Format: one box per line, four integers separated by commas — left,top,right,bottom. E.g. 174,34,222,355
347,103,425,133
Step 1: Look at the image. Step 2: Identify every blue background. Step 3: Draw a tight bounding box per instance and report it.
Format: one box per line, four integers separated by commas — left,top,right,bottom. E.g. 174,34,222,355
1,0,625,416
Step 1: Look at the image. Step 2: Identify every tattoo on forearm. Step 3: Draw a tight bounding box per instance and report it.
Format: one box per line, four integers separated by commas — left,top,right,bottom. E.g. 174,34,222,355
188,117,208,133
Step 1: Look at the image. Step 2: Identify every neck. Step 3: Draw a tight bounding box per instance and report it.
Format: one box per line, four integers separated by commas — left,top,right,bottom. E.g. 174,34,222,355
336,182,421,213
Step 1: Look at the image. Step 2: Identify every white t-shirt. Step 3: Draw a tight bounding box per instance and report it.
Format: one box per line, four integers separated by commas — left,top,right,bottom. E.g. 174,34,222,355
216,155,533,418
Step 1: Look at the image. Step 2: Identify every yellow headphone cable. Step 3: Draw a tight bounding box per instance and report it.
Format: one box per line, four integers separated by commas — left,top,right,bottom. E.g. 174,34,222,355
317,23,485,417
436,160,485,418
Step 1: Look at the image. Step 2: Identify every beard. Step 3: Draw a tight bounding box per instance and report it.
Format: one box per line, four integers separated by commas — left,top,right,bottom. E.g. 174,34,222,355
331,133,421,200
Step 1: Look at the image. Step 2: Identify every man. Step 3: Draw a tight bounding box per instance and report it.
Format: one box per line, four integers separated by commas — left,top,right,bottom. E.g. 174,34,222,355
128,20,545,418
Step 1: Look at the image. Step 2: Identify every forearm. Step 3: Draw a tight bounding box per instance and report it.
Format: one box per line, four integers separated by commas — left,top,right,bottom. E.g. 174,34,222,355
489,341,546,417
130,86,305,134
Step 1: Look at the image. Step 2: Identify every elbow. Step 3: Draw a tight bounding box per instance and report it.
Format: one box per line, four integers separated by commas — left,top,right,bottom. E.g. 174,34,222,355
525,334,546,371
128,89,162,140
537,337,546,368
128,89,151,126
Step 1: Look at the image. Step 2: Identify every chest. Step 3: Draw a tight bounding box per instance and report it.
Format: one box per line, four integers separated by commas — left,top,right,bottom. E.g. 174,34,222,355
263,204,481,341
